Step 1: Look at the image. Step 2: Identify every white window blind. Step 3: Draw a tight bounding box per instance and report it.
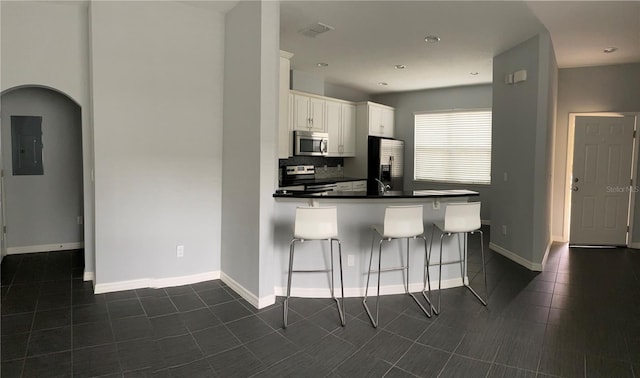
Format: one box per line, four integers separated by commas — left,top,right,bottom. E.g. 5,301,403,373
414,109,492,184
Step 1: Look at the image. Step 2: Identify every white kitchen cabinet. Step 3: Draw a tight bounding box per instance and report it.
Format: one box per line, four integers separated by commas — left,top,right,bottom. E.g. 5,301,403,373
325,100,342,156
351,180,367,191
325,100,356,157
335,182,353,192
366,103,394,138
293,93,325,132
278,51,294,159
343,101,395,179
341,103,356,156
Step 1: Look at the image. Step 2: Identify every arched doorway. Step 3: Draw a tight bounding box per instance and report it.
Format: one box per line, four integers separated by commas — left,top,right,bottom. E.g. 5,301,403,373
0,86,84,260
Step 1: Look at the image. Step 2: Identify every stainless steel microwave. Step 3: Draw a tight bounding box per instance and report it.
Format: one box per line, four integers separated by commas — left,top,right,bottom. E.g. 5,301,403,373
294,131,328,156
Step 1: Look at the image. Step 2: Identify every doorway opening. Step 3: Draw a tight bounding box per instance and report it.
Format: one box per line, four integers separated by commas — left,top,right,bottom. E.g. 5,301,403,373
0,86,84,258
565,112,639,247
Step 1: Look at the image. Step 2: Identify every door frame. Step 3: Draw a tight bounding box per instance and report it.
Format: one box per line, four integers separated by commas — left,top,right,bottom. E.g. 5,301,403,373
564,112,639,246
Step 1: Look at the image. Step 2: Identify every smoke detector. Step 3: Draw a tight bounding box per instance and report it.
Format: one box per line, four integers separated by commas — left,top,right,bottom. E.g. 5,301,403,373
299,22,335,38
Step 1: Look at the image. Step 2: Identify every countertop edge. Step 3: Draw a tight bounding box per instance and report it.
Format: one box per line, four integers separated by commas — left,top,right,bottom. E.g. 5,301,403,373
273,190,479,199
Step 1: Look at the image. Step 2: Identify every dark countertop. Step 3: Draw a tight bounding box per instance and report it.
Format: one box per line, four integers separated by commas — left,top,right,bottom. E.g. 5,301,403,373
280,176,366,187
273,189,479,199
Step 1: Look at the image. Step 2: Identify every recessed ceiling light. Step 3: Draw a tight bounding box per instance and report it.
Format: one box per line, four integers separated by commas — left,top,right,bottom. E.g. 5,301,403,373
603,47,618,53
424,35,441,43
394,64,406,70
378,82,388,86
316,62,329,67
469,72,479,76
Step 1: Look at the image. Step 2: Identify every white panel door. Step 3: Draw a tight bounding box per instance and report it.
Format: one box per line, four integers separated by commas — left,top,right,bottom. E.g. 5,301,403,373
570,116,635,245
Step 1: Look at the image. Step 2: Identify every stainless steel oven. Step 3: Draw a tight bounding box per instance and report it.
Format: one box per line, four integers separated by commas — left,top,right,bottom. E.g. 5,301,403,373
294,131,328,156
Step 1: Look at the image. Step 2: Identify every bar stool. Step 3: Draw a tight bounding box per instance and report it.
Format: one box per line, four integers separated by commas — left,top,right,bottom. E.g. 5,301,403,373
283,206,345,328
363,205,432,328
423,202,487,315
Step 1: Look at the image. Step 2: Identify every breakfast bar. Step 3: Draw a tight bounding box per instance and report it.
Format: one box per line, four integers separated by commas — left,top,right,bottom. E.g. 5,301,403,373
272,189,480,299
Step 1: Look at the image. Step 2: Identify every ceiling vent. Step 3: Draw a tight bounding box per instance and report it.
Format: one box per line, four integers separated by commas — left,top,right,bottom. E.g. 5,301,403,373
299,22,335,38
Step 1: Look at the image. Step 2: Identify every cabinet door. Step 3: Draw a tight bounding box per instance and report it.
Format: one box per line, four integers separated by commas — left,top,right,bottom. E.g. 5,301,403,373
288,93,294,156
335,182,353,192
368,105,383,136
293,94,311,130
352,180,367,191
309,97,326,132
381,108,394,138
341,103,356,156
325,100,342,156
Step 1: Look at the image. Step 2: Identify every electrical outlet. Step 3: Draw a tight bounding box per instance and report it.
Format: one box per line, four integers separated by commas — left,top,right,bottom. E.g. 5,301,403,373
502,225,507,235
503,172,508,182
176,245,184,258
77,216,83,225
347,255,355,267
433,200,440,210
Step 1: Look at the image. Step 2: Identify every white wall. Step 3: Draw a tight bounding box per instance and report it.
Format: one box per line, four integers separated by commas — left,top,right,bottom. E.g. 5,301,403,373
1,88,83,250
89,1,224,286
372,85,493,221
222,0,280,306
552,63,640,242
491,33,556,268
1,0,95,274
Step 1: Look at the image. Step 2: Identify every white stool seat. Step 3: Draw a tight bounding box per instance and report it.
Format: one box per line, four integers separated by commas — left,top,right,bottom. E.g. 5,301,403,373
284,206,345,328
363,205,432,327
425,201,487,315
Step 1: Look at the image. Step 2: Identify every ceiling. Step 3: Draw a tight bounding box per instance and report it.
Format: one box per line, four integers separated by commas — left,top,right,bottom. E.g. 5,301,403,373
280,1,640,95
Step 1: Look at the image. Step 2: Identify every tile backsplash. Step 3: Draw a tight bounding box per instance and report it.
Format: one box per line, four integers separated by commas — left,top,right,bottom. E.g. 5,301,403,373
278,156,345,184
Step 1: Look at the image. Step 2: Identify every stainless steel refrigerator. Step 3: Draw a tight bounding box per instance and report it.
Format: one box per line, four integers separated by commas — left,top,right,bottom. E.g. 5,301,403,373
367,136,404,194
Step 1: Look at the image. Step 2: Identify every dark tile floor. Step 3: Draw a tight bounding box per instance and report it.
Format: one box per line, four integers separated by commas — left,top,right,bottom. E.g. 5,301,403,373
2,228,640,377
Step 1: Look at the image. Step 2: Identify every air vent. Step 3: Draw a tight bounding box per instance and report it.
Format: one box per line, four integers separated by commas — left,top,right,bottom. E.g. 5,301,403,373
299,22,334,38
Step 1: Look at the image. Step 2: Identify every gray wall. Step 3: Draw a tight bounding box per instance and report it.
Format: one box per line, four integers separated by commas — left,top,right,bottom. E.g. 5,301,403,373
553,63,640,242
1,1,95,274
491,32,556,266
324,82,370,102
90,1,224,285
222,0,279,302
372,84,493,221
1,87,83,248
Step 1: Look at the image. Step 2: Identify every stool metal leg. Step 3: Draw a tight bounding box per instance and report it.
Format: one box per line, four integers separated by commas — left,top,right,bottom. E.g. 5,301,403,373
363,236,384,328
283,239,299,328
421,234,433,315
406,237,432,318
463,231,487,306
437,232,446,314
331,239,346,326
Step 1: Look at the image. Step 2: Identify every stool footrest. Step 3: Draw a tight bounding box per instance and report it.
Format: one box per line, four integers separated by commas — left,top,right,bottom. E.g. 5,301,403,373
369,266,408,274
291,269,331,273
427,259,463,267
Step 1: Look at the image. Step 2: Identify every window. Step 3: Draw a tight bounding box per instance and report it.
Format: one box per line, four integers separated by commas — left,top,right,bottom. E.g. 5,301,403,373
414,109,491,184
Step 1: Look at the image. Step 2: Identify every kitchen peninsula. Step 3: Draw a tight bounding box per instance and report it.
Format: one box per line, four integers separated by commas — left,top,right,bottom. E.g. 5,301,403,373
272,189,480,299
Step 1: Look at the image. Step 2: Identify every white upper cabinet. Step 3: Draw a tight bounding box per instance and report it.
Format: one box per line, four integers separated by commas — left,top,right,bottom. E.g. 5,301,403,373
366,102,394,137
341,103,356,156
325,100,356,157
293,93,325,132
325,100,342,156
278,51,293,159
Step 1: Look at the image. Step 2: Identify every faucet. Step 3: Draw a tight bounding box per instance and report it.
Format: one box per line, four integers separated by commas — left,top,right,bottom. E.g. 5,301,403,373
374,178,391,194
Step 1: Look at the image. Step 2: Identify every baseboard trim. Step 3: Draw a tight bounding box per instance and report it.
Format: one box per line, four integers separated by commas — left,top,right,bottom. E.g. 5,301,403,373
273,277,464,299
219,272,276,309
83,271,95,283
552,234,568,243
7,242,84,255
489,242,543,271
94,271,220,294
